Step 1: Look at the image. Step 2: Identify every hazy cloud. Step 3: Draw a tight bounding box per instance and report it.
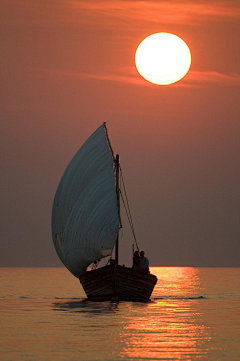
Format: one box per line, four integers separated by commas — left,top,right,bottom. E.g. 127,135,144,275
55,66,240,88
3,0,240,28
183,70,240,87
71,0,240,27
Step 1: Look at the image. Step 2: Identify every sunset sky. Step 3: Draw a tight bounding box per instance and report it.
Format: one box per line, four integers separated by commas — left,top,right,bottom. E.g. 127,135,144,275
1,0,240,267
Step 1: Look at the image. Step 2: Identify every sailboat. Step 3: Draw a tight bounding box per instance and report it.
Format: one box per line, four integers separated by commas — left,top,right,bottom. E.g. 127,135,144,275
52,123,157,302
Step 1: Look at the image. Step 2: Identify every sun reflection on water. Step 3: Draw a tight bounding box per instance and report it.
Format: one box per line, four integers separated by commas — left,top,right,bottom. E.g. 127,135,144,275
119,267,211,360
152,267,201,298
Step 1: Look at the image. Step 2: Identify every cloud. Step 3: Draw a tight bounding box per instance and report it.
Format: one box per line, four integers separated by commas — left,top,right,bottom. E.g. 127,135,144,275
70,0,240,27
56,66,147,85
183,70,240,87
56,67,240,88
3,0,240,28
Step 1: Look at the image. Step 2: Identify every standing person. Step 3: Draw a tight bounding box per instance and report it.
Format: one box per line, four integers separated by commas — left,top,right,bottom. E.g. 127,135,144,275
140,251,149,272
132,251,140,269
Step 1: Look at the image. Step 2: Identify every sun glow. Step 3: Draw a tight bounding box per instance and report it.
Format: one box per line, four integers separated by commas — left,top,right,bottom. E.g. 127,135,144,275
135,33,191,85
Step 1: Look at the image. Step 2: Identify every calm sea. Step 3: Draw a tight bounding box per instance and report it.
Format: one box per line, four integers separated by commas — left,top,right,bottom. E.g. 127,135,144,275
0,267,239,361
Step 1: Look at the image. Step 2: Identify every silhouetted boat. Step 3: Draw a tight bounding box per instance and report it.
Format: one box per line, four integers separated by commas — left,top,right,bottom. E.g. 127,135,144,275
52,123,157,302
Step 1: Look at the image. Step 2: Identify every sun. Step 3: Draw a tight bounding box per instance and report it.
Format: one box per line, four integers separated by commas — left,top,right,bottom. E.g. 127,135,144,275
135,33,191,85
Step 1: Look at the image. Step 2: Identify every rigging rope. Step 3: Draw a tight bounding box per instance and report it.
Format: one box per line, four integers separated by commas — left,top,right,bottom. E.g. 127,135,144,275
119,189,138,250
119,165,139,251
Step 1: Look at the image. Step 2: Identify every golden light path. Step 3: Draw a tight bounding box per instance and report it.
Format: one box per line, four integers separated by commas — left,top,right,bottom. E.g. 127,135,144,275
135,33,191,85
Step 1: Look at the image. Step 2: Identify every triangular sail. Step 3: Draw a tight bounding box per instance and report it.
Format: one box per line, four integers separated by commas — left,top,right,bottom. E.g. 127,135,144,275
51,124,119,277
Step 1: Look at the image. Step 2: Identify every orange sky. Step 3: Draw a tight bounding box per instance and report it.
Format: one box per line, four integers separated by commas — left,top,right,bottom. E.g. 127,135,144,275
1,0,240,266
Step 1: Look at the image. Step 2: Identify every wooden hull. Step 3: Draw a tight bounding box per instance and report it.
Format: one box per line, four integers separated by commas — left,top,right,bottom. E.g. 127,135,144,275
79,265,157,302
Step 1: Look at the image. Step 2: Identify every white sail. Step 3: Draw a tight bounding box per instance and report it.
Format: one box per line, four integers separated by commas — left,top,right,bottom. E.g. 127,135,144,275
51,124,120,277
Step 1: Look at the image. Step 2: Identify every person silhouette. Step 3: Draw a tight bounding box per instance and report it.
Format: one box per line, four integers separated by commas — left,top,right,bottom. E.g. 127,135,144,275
132,251,140,269
140,251,149,272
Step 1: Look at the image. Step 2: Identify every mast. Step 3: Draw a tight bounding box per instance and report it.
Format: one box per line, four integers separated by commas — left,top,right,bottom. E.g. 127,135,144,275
115,154,120,265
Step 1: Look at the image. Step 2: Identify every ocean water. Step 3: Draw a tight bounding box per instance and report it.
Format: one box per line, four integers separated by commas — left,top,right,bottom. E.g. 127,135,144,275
0,267,239,361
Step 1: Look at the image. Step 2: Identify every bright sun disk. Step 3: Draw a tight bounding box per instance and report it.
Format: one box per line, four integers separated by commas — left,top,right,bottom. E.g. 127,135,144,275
135,33,191,85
